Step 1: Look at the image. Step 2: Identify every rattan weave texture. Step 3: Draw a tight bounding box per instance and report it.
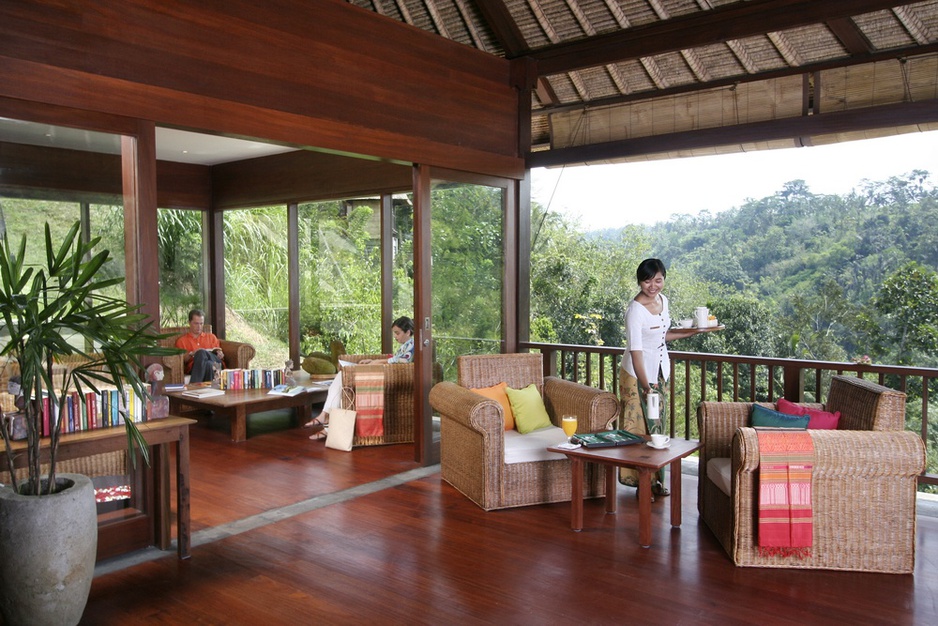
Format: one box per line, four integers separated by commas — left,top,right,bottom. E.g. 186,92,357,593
429,353,619,511
697,375,925,573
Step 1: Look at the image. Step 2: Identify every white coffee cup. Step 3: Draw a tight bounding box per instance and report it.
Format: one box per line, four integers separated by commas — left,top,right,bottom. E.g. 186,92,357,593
650,433,670,448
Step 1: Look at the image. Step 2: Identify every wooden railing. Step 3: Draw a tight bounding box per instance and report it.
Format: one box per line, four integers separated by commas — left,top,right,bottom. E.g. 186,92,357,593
522,341,938,487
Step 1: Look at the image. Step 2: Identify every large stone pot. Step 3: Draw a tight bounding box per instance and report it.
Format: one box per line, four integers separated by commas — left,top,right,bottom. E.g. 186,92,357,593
0,473,98,626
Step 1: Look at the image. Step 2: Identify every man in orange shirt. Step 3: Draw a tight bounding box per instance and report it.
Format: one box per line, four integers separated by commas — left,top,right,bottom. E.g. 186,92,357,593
174,309,224,383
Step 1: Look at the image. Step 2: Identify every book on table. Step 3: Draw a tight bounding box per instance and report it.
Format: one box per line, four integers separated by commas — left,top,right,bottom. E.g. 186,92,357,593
573,429,643,448
181,387,225,399
268,384,305,397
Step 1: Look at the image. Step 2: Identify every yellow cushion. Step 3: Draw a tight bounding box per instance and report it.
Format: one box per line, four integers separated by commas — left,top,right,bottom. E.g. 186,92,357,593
471,382,515,430
505,384,552,434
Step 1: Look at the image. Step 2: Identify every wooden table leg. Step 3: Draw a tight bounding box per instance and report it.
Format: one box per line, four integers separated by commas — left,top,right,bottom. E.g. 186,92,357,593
638,468,653,548
295,401,312,427
231,405,247,442
570,456,584,531
670,459,682,527
605,464,617,514
176,426,191,560
153,443,171,550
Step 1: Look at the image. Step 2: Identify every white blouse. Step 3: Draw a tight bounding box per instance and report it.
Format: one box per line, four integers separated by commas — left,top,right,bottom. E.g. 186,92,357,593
620,293,671,383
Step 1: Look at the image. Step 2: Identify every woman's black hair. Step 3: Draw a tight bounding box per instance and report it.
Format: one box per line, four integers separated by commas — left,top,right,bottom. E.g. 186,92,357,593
392,316,415,335
636,258,667,283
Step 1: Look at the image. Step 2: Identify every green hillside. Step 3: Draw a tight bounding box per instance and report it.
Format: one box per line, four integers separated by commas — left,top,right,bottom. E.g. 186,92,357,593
531,170,938,369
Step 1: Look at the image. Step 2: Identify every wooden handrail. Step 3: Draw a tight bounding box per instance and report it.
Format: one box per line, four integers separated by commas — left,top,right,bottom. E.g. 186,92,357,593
521,341,938,486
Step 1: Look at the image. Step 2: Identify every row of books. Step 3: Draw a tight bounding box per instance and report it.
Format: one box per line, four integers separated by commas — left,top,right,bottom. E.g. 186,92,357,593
216,368,288,390
40,388,149,437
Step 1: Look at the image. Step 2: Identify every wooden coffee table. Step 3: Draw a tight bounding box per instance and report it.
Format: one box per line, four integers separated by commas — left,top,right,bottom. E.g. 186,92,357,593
548,438,703,548
168,386,329,442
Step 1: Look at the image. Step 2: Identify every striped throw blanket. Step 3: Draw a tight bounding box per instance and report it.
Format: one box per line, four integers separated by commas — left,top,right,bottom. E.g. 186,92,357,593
354,367,385,438
756,429,814,558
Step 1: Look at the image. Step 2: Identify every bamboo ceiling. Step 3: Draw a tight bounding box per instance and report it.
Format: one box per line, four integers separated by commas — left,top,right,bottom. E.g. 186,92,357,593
345,0,938,167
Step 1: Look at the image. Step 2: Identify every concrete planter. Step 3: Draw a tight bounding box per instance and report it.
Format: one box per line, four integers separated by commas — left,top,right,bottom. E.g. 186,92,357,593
0,473,98,626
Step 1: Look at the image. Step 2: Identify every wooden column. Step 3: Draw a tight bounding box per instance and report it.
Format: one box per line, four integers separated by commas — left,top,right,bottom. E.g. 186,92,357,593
208,208,226,337
288,202,300,364
380,193,394,353
120,120,160,323
412,164,436,465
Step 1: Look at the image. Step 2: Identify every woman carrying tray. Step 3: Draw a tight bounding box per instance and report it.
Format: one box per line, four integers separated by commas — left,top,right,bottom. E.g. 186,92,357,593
619,259,700,498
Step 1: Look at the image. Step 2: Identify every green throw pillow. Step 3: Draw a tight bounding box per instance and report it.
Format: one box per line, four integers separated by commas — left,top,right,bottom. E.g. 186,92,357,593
505,384,552,434
751,403,809,429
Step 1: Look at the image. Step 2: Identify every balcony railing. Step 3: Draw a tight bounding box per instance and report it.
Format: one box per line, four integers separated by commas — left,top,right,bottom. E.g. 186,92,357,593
521,341,938,487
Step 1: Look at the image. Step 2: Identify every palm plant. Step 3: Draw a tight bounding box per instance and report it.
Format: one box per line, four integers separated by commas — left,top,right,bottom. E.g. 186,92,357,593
0,219,174,495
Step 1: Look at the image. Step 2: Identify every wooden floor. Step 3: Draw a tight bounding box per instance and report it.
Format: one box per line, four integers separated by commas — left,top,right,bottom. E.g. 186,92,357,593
74,415,938,625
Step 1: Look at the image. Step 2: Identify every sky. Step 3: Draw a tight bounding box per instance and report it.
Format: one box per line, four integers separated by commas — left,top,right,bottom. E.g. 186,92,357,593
531,130,938,230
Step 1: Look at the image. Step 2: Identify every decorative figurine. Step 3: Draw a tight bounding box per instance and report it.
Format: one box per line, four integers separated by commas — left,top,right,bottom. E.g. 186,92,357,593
146,363,169,420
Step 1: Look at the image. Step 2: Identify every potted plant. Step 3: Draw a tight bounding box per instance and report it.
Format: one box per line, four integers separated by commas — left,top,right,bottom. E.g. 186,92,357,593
0,218,174,625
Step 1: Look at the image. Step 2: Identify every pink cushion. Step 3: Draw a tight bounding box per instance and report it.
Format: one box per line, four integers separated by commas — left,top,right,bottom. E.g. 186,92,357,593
776,397,840,429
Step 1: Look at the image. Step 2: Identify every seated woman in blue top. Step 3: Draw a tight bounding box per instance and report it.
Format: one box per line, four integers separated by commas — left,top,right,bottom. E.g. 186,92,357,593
307,316,415,438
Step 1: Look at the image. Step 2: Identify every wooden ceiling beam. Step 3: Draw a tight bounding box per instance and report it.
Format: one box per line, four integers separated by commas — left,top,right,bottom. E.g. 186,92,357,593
826,17,875,55
527,99,938,168
527,0,909,76
473,0,529,56
533,42,938,117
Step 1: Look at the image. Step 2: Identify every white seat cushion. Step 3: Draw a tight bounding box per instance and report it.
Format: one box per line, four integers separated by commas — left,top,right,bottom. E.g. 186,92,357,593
707,457,732,496
503,426,568,464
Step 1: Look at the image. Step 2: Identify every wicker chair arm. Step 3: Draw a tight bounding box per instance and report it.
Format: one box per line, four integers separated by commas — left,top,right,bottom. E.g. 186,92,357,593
429,381,507,434
826,375,907,431
220,340,255,370
542,377,619,432
340,354,386,367
161,353,186,386
698,401,759,463
343,362,414,394
733,427,926,477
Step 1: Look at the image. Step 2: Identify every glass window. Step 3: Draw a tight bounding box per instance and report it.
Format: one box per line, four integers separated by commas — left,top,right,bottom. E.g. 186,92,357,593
223,206,290,369
297,199,384,357
157,208,205,327
429,183,504,380
0,116,151,533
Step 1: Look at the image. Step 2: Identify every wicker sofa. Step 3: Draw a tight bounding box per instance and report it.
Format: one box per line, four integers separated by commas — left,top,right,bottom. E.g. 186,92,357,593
429,353,620,511
158,325,256,385
697,375,926,573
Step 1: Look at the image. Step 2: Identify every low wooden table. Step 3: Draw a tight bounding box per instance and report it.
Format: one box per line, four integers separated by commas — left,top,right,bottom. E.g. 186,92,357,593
167,386,329,442
548,438,703,548
9,416,194,559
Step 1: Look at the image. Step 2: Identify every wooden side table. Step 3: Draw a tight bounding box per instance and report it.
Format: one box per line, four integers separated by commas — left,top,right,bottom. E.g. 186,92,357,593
549,438,703,548
9,416,195,559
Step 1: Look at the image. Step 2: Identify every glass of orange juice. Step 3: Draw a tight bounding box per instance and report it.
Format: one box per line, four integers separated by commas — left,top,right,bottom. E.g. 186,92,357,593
561,415,578,443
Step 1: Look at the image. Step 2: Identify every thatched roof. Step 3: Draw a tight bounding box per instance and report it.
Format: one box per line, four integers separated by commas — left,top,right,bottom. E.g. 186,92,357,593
346,0,938,167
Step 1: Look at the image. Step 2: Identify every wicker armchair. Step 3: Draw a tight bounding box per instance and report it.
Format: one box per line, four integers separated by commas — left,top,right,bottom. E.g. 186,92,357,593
428,353,620,511
337,354,424,447
158,325,256,385
697,375,926,573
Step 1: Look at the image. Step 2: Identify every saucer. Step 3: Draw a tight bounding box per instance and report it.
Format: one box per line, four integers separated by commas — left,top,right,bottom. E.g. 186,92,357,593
646,441,671,450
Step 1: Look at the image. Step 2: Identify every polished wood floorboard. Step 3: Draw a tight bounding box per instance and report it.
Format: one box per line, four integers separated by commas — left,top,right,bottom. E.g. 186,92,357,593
72,417,938,624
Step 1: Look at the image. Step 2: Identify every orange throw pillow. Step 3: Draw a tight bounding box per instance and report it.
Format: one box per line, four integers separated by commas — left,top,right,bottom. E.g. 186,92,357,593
471,382,515,430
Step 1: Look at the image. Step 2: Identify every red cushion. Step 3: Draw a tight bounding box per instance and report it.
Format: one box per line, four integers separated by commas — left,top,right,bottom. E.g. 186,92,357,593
776,397,840,429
